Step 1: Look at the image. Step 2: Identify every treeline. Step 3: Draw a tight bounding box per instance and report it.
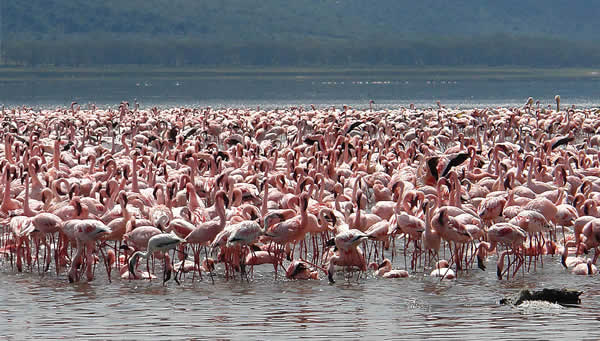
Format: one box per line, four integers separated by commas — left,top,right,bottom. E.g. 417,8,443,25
5,1,600,43
4,35,600,67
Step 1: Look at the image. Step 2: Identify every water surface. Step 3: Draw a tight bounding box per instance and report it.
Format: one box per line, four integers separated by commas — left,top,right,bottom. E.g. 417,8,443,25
2,254,599,340
1,77,599,109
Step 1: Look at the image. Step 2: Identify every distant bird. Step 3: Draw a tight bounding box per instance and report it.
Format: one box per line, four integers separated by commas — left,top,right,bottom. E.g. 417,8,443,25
523,97,534,110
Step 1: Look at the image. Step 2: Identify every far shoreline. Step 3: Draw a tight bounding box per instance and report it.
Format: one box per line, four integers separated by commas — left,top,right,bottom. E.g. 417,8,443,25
0,66,598,81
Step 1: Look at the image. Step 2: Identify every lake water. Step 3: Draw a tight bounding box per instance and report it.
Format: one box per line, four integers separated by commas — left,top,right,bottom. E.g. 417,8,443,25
1,75,600,340
0,76,599,109
2,254,599,340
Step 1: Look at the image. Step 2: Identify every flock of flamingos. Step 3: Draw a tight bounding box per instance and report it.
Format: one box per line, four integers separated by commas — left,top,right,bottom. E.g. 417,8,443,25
1,96,599,286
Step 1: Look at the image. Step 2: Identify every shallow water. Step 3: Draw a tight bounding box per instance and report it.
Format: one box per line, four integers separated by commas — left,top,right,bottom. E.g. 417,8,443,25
2,254,599,340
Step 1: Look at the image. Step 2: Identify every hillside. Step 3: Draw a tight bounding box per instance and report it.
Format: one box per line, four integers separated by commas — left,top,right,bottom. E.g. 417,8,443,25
2,1,599,67
5,0,599,41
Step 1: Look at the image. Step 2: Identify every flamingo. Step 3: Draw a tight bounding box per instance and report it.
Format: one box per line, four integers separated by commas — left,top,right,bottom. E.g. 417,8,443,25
326,229,368,283
2,101,600,288
285,260,320,280
128,232,186,285
369,259,409,278
67,219,111,282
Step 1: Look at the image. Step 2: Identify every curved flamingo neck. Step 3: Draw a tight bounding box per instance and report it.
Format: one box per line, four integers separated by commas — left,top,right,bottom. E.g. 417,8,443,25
342,140,350,164
187,185,201,211
122,201,131,222
89,155,96,175
190,156,198,184
526,157,535,186
318,178,326,203
121,135,130,154
29,166,42,191
424,202,434,235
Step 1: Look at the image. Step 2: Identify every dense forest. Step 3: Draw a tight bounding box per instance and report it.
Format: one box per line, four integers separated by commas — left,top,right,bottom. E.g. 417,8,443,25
2,0,599,67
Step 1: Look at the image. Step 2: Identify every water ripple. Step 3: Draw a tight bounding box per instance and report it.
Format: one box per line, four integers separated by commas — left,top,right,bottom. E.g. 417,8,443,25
3,245,600,340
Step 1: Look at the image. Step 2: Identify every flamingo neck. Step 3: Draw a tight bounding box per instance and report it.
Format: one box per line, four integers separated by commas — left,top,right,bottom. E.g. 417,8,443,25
53,143,60,170
122,203,130,221
188,187,201,211
122,135,130,154
526,158,535,186
131,158,139,193
262,178,269,217
354,202,361,228
5,137,14,164
23,176,36,216
2,172,11,210
89,156,96,175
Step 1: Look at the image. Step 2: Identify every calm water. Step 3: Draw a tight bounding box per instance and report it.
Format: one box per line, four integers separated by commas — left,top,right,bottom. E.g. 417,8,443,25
1,76,600,340
2,255,599,340
0,77,599,109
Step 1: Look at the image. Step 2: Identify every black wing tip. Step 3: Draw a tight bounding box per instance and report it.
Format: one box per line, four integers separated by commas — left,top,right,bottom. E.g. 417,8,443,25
441,152,470,178
427,157,440,180
345,121,363,135
551,136,574,150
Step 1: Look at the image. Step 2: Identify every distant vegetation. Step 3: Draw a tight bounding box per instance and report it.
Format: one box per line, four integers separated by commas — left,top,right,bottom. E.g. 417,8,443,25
2,0,599,67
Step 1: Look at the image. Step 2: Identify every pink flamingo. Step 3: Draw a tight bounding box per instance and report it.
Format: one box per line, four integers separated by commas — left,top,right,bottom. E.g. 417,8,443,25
68,219,111,283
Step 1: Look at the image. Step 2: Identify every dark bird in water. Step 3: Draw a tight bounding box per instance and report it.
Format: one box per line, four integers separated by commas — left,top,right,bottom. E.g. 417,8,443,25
500,288,582,306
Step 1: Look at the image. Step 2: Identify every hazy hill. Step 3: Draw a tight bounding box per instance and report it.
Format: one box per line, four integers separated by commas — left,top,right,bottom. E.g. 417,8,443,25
2,1,599,66
5,0,599,41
